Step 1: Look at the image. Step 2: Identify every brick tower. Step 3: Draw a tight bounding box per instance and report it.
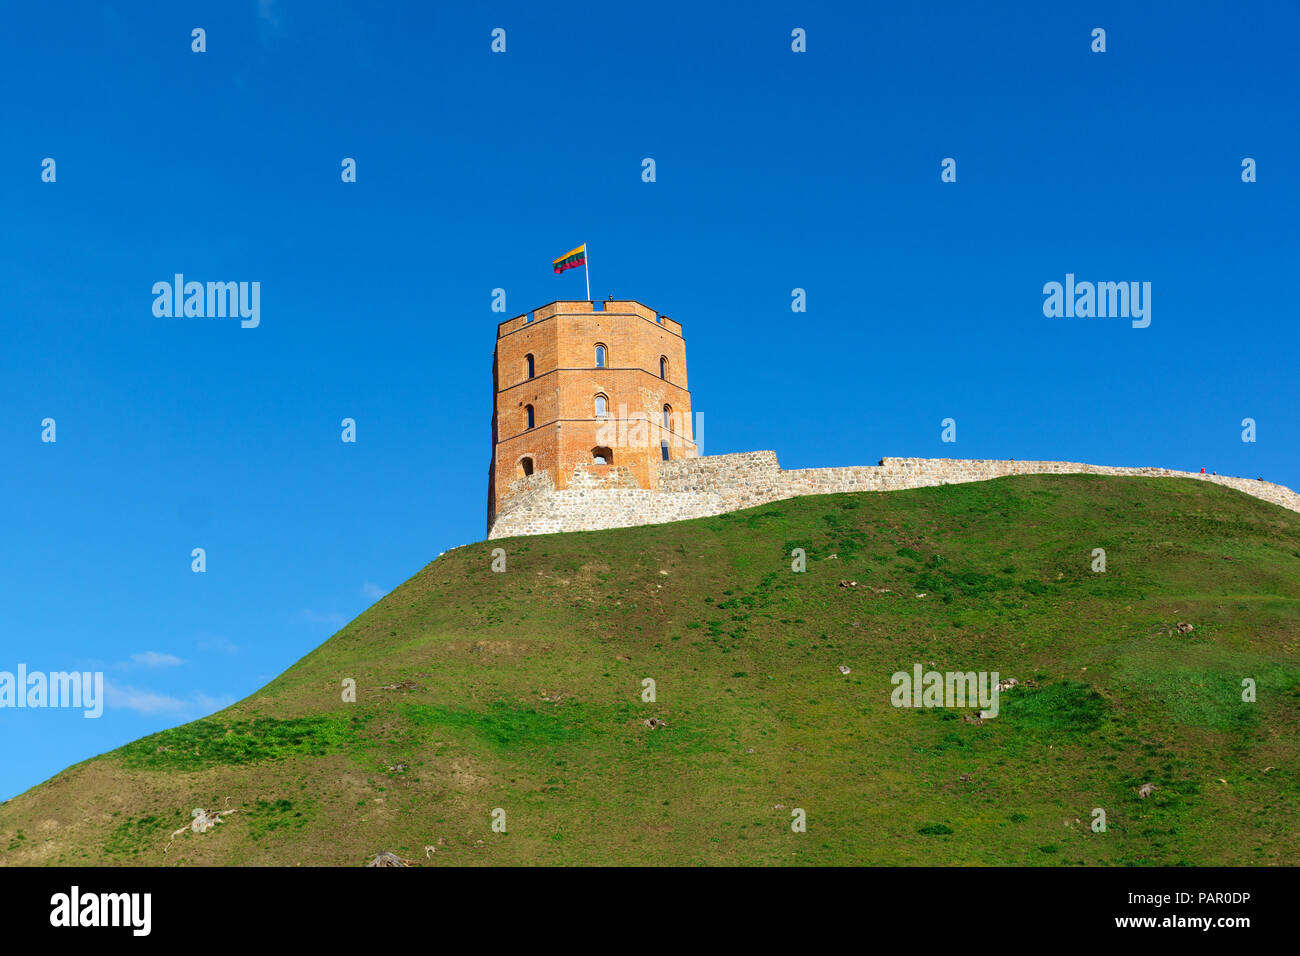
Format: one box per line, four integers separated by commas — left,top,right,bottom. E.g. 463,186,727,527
487,299,698,533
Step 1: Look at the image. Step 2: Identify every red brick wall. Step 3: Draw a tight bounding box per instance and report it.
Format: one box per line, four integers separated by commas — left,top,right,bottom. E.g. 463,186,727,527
488,300,697,528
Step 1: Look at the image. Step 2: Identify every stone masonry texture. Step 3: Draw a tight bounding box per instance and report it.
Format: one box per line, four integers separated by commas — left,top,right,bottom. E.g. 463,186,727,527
487,451,1300,539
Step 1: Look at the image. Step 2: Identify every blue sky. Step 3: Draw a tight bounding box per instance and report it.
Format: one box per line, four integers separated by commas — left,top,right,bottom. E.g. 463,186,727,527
1,1,1296,800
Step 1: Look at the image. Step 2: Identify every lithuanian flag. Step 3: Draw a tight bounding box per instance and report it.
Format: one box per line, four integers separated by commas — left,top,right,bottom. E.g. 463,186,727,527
552,244,586,274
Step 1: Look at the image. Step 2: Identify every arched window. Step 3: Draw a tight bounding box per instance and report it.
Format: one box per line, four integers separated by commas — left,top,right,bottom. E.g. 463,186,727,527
663,404,672,430
525,354,535,379
594,394,608,417
660,356,668,380
594,344,607,368
592,446,613,465
525,404,534,429
518,457,534,478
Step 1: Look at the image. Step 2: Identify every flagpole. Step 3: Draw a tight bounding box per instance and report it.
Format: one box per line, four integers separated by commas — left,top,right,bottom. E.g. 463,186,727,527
585,242,591,302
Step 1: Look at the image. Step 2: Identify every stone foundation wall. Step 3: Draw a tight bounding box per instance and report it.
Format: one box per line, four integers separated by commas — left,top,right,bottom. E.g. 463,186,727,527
486,452,1300,538
873,458,1300,513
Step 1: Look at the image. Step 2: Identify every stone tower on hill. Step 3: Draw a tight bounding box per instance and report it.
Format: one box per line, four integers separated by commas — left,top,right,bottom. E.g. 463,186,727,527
487,299,699,533
485,299,1300,539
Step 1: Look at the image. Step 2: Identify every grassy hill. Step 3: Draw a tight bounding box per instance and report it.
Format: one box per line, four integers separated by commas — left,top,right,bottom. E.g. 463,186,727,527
3,474,1298,866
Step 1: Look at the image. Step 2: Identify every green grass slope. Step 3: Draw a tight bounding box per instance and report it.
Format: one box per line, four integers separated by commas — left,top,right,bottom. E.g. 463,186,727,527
3,475,1298,866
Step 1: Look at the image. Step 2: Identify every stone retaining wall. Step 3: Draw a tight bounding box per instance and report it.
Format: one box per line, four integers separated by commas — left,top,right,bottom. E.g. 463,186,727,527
486,451,1300,538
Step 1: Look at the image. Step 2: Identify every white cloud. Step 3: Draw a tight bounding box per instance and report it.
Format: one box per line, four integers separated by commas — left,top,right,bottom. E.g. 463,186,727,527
105,681,237,718
131,651,184,668
362,581,385,600
196,635,241,655
104,681,189,715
